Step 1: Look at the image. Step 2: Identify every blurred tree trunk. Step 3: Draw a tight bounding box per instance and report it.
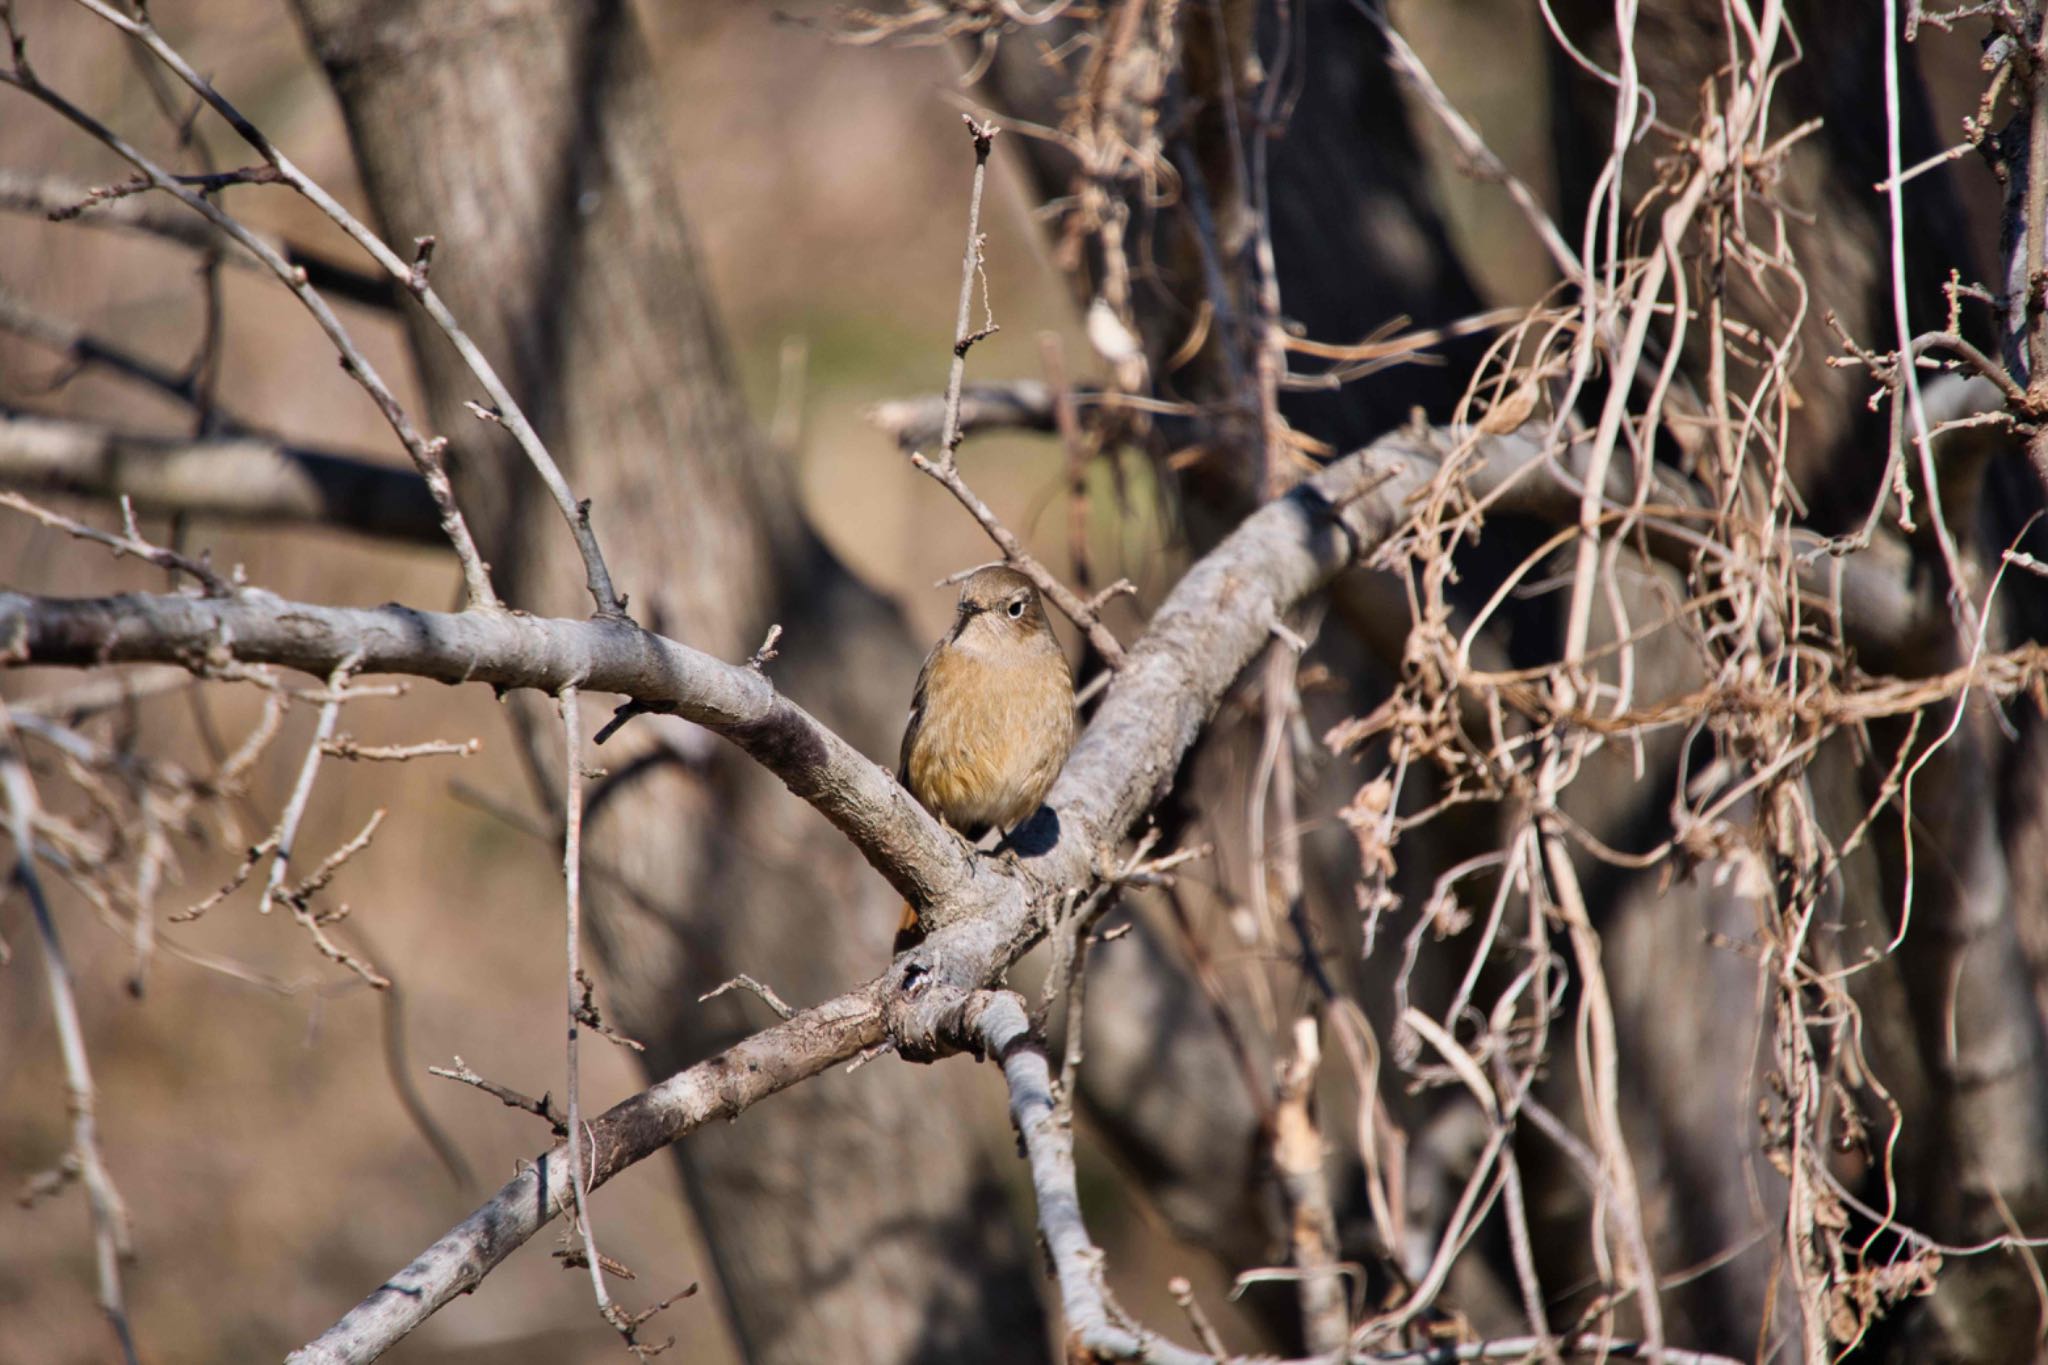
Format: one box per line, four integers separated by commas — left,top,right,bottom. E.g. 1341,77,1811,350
287,2,1046,1360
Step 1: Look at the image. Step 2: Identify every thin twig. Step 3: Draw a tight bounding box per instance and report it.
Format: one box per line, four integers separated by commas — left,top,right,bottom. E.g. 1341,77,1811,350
936,115,1002,466
699,974,796,1020
0,24,499,611
429,1057,569,1136
0,710,139,1365
575,968,646,1052
0,489,229,594
55,0,631,617
322,736,480,762
259,654,358,913
557,685,620,1335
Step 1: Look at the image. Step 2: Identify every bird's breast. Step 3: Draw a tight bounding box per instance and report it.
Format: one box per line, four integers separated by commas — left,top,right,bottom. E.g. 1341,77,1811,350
905,646,1074,834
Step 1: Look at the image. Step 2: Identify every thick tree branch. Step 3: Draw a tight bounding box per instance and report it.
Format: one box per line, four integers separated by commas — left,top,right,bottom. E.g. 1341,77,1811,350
0,585,985,916
0,411,441,544
285,986,895,1365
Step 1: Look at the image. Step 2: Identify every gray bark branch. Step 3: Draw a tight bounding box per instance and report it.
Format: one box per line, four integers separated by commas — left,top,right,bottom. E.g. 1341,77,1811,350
0,411,441,543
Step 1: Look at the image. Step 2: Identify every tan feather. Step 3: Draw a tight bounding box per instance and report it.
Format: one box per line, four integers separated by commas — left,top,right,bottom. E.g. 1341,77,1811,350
899,566,1075,838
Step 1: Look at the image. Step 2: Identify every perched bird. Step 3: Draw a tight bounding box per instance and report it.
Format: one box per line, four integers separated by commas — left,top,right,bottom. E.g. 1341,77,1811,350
896,565,1075,945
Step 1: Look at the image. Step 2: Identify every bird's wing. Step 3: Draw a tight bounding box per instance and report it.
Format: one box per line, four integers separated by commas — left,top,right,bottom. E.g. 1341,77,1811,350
898,636,944,787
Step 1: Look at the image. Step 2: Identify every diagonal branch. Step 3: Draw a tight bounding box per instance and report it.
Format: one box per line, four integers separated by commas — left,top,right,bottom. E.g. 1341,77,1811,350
286,985,896,1365
0,167,399,312
0,49,500,611
0,428,1433,932
58,0,625,617
0,585,985,915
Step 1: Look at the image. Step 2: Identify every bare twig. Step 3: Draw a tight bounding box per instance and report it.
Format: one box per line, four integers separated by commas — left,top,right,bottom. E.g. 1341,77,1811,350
935,115,1003,466
232,654,393,986
0,489,229,594
699,974,797,1020
428,1057,568,1136
322,736,480,762
747,624,783,671
259,655,358,913
0,711,139,1365
0,49,500,611
289,808,385,905
557,684,629,1341
575,967,645,1052
53,0,629,617
1273,1016,1348,1354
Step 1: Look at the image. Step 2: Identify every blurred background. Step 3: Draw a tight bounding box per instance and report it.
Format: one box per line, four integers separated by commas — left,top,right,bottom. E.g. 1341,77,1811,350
0,1,2016,1362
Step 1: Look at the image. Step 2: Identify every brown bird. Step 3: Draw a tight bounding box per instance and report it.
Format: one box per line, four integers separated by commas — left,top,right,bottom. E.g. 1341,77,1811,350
896,565,1075,945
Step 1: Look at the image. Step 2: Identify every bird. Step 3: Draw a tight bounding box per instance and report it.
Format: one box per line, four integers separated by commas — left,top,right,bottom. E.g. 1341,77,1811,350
895,564,1075,947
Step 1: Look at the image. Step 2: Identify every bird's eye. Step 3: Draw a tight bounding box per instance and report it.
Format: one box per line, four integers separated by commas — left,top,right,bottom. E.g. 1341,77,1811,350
1008,598,1026,619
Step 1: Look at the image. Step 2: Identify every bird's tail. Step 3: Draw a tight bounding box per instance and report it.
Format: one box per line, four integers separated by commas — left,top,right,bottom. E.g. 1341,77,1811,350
893,900,923,956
